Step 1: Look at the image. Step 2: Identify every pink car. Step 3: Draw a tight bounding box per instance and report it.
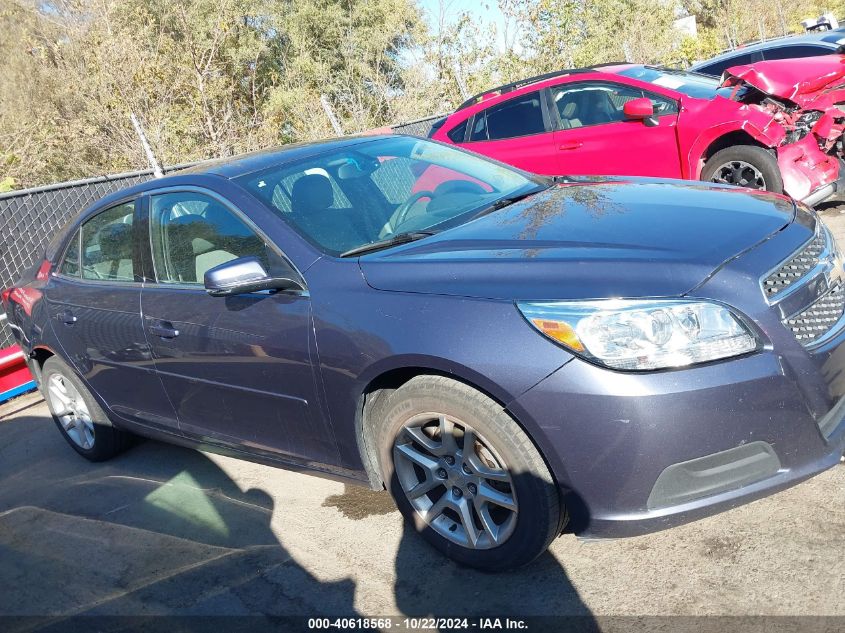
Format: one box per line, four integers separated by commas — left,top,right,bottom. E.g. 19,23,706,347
430,56,845,206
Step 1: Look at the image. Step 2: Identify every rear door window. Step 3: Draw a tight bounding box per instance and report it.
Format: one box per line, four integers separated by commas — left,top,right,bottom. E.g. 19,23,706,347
469,91,547,141
80,202,136,282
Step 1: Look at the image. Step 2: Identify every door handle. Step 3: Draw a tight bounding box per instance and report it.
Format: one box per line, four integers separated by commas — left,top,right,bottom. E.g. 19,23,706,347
558,141,583,151
58,310,77,325
148,322,180,339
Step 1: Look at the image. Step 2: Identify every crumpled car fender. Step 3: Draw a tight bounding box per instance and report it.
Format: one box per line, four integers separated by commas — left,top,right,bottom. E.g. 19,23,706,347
681,97,786,178
776,136,840,202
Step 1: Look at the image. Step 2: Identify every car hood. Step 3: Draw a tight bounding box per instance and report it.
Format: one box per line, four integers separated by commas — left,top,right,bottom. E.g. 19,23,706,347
723,54,845,108
358,180,795,301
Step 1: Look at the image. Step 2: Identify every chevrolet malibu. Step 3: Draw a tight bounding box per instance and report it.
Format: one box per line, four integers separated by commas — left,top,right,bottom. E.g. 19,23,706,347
4,135,845,570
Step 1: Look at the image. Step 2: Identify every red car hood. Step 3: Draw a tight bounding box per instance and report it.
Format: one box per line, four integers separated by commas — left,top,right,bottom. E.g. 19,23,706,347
722,54,845,108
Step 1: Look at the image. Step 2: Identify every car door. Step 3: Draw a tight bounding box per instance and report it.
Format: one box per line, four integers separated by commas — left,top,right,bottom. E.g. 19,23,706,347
139,187,337,464
45,199,178,430
549,80,682,178
458,90,558,175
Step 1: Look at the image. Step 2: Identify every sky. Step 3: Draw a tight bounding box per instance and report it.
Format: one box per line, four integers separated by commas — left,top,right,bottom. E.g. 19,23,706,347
417,0,511,52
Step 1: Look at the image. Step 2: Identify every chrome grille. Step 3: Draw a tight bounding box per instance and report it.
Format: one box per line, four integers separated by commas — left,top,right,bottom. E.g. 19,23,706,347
763,230,827,298
784,282,845,345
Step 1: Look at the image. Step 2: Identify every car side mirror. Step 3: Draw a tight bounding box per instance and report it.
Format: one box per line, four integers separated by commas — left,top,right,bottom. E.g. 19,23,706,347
203,256,304,297
623,98,658,126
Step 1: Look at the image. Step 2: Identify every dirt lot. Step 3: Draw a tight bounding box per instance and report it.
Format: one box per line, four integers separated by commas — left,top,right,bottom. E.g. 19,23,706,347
0,208,844,626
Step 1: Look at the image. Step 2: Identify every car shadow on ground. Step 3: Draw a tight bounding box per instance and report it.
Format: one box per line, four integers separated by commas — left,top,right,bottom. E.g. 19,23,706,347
0,408,596,630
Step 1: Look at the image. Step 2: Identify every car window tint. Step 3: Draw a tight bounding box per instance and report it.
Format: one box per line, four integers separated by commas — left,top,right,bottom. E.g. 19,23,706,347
482,91,546,140
763,45,830,60
469,113,488,141
149,192,274,285
80,202,135,282
694,53,756,76
447,120,468,143
59,229,81,277
553,82,657,128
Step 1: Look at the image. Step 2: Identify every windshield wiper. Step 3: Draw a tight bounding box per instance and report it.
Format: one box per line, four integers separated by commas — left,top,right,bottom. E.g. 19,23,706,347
470,186,551,220
339,231,437,258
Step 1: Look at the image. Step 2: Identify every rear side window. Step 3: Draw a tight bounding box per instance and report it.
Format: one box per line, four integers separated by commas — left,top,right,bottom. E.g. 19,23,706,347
763,45,830,60
469,91,546,141
447,120,468,143
80,202,136,282
59,229,81,277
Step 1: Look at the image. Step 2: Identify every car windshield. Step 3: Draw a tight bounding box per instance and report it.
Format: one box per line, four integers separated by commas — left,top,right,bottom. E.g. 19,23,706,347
236,136,545,256
617,66,744,100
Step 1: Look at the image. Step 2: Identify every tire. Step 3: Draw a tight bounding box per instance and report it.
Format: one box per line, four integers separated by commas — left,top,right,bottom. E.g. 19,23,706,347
700,145,783,193
374,375,565,570
41,356,133,461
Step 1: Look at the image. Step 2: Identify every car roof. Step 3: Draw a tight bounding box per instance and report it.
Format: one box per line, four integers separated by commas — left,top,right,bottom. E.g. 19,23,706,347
691,28,845,69
86,135,390,212
454,63,633,112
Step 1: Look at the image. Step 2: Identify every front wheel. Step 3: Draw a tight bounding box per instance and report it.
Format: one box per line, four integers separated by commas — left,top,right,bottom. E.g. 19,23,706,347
375,376,566,570
700,145,783,193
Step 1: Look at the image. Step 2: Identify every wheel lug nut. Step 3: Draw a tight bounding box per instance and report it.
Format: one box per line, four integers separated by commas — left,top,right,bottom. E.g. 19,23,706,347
462,464,471,475
436,468,447,479
452,486,462,498
444,456,455,465
467,483,477,495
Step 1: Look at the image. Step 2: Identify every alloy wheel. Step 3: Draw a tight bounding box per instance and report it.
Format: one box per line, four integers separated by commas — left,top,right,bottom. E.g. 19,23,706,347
46,374,95,450
392,413,518,549
709,160,766,189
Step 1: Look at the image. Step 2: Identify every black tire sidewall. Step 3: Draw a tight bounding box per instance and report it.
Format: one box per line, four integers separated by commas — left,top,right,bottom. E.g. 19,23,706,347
41,356,123,461
701,145,784,193
375,377,562,570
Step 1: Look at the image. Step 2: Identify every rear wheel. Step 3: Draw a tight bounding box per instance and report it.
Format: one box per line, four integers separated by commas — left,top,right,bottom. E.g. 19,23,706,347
41,356,132,461
701,145,783,193
374,376,565,570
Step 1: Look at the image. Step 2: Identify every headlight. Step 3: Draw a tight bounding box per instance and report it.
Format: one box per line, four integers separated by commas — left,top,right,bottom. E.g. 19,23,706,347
518,299,759,371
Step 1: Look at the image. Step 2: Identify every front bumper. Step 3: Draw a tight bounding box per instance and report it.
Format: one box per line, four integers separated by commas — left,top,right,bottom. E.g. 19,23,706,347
509,334,845,539
779,138,841,206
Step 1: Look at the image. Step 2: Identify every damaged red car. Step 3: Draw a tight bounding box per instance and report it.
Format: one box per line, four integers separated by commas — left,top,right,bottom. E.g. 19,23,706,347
429,56,845,206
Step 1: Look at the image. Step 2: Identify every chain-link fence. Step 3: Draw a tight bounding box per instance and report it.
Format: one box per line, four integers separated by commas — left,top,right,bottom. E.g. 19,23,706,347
0,115,441,347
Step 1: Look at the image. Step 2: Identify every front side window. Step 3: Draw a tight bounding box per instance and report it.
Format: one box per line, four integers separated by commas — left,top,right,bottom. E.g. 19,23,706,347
149,191,280,285
237,136,544,256
80,202,135,282
552,81,677,129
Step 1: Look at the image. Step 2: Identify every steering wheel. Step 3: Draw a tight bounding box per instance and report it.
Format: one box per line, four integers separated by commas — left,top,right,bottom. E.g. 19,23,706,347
380,190,435,238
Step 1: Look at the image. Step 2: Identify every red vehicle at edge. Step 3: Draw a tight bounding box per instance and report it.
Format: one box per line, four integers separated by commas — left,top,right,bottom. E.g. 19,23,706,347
429,56,845,206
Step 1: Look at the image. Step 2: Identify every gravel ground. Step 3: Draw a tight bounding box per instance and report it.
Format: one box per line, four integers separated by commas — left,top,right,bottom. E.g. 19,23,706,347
0,205,843,626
